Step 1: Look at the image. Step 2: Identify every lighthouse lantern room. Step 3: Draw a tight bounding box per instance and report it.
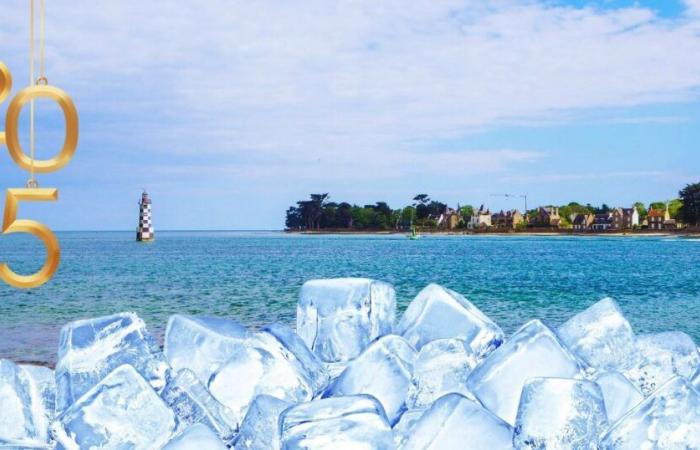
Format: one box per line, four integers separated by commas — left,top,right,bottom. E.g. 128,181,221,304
136,191,154,242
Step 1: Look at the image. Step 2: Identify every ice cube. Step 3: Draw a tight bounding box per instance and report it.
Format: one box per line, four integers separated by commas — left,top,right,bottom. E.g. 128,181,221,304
297,278,396,363
406,338,478,409
558,297,636,371
262,323,330,394
397,283,504,357
323,335,416,424
208,330,320,427
393,409,426,448
20,365,56,423
165,314,248,385
51,364,176,449
0,360,51,446
55,312,168,413
161,368,236,441
623,331,700,396
280,395,394,450
234,394,290,450
513,378,608,450
600,376,700,449
593,371,643,422
399,393,513,450
466,320,585,425
162,423,227,450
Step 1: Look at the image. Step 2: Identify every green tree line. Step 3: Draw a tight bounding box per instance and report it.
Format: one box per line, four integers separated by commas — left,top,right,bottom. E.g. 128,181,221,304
285,183,700,230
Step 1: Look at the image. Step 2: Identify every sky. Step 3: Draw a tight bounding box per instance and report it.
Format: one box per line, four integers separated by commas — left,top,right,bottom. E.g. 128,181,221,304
0,0,699,230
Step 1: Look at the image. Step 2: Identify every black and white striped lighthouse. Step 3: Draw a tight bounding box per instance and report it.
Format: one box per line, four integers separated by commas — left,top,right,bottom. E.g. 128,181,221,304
136,191,154,242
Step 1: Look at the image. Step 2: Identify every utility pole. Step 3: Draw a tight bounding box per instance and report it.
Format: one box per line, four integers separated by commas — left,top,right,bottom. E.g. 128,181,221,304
490,193,528,212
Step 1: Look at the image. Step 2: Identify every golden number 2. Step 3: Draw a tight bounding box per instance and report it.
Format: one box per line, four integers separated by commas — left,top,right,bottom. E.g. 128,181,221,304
0,188,60,288
0,62,12,146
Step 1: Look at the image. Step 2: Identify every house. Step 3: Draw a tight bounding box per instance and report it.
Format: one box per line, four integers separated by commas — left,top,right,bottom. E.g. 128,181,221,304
437,206,461,230
648,208,669,230
531,207,561,228
611,207,639,230
591,213,613,231
491,209,524,230
468,205,491,229
572,213,594,231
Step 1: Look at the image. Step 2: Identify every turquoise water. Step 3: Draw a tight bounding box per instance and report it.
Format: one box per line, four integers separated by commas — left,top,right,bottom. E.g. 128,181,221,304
0,231,699,365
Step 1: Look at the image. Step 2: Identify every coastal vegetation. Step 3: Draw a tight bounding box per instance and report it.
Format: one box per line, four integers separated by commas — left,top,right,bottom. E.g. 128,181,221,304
285,182,700,231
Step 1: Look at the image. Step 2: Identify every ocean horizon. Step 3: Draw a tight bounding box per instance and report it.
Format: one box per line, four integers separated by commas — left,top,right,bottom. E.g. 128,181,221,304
1,230,698,366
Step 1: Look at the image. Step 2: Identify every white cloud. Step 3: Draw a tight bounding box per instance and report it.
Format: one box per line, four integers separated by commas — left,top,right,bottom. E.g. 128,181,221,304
0,0,699,228
1,0,699,168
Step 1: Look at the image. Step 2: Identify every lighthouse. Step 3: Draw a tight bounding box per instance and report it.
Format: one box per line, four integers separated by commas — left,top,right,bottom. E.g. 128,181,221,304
136,191,154,242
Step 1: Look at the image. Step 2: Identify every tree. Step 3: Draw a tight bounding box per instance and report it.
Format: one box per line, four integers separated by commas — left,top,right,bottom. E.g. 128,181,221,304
649,201,666,212
595,203,611,214
285,206,303,229
679,182,700,226
633,201,647,220
667,198,683,220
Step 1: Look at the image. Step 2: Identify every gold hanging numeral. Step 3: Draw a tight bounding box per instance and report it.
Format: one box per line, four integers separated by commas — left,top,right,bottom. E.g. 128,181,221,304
0,62,12,146
0,188,60,288
5,84,78,172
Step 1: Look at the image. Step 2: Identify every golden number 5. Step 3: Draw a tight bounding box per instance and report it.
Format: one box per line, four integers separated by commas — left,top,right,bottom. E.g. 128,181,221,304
4,84,78,172
0,189,60,288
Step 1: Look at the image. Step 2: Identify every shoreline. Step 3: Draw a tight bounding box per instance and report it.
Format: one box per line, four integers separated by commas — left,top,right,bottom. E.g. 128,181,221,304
287,229,700,237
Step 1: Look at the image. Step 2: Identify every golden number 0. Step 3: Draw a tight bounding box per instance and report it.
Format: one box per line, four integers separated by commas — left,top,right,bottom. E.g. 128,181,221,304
0,189,60,288
5,84,78,172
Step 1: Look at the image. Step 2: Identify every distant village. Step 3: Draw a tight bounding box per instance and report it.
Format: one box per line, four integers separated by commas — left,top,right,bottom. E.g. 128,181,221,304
285,183,700,233
437,204,677,232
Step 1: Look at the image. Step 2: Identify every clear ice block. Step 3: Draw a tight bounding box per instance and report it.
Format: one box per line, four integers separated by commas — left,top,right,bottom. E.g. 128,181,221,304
20,365,56,424
593,371,643,423
297,278,396,363
164,314,248,385
323,334,416,424
406,338,478,409
399,393,514,450
397,284,504,357
623,331,700,396
0,360,51,446
466,320,585,425
160,368,236,441
208,330,319,427
513,377,608,450
393,409,426,448
55,312,168,413
162,423,227,450
51,364,176,449
600,376,700,449
233,394,291,450
280,395,394,450
558,297,636,371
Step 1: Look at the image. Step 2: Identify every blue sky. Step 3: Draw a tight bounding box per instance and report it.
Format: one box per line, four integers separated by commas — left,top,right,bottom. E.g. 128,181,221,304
0,0,699,230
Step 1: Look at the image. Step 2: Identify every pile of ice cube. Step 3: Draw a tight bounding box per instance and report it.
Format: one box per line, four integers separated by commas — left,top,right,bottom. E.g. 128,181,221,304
1,278,699,449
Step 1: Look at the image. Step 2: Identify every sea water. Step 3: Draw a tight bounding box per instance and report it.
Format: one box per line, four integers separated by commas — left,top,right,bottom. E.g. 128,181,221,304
0,231,699,365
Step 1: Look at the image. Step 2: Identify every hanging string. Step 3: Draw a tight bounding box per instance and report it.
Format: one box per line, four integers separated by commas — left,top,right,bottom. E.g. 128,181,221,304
39,0,46,83
28,0,36,188
27,0,46,188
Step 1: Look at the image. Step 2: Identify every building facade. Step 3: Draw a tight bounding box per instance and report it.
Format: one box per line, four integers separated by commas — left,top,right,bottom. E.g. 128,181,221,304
491,209,524,230
469,205,492,229
532,207,561,228
572,213,594,231
648,208,669,230
611,207,639,230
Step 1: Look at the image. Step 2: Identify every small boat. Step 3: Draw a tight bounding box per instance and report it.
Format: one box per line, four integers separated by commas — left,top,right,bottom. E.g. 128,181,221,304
408,225,420,240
